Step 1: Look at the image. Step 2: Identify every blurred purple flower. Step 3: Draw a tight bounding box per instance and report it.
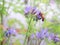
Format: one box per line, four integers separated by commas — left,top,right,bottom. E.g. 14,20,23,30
45,32,49,38
5,30,11,37
48,33,55,41
36,29,60,43
36,11,43,21
24,6,32,15
33,8,37,14
50,33,55,38
35,10,40,15
36,29,48,39
36,32,41,39
5,28,17,37
40,29,48,38
24,6,44,21
31,7,37,14
53,36,60,43
31,34,35,39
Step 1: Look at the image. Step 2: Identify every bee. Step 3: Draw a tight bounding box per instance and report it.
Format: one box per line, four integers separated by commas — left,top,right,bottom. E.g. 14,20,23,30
39,12,44,21
31,8,45,21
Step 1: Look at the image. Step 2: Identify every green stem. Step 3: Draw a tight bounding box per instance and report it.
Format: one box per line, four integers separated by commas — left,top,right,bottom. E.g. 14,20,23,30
23,15,32,45
0,9,2,24
0,0,5,45
6,37,10,45
1,0,4,25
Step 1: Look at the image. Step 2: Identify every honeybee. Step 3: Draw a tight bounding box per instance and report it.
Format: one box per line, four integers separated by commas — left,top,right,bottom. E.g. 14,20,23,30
32,9,44,21
39,12,44,21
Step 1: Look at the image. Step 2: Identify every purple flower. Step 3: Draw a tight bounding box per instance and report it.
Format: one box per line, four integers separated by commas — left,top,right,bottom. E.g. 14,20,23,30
36,15,41,19
40,29,48,38
48,33,60,43
31,7,36,14
45,32,49,38
48,33,55,41
24,6,32,15
53,36,60,43
5,31,11,37
31,34,35,39
36,28,60,43
35,10,40,15
32,8,38,14
36,11,42,21
5,28,17,37
50,33,55,37
36,32,41,39
24,6,44,21
36,29,48,39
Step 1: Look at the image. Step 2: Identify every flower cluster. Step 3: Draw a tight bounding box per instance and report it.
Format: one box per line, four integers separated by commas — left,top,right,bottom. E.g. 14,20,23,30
36,29,60,43
36,29,48,39
24,6,44,21
5,28,17,37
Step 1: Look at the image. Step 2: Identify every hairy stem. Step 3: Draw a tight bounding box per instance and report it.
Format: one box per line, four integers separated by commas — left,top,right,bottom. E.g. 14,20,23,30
23,15,32,45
